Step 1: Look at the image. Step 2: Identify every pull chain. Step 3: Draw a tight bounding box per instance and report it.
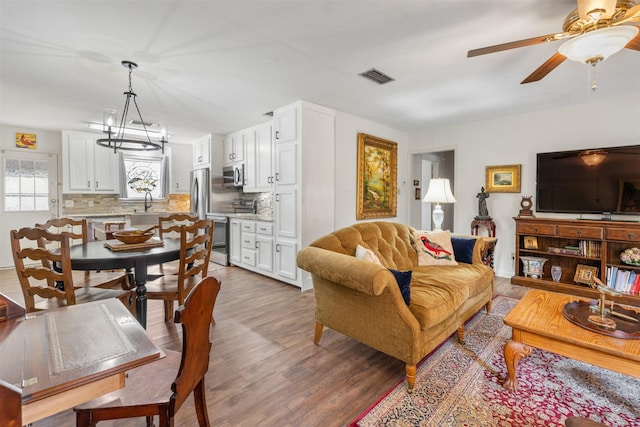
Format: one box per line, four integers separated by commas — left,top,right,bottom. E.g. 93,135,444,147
590,62,598,92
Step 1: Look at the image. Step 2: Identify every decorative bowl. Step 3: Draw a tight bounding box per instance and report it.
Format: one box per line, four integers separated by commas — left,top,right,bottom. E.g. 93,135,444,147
113,230,154,245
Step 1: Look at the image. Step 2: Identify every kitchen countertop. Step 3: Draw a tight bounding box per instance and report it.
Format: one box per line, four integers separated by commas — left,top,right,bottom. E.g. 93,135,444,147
225,213,273,222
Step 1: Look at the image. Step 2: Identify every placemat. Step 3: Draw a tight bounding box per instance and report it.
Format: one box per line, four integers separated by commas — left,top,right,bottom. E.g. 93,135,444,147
104,238,164,252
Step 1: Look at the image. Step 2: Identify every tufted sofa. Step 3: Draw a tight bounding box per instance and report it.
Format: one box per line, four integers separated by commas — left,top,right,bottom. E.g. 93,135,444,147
296,222,495,392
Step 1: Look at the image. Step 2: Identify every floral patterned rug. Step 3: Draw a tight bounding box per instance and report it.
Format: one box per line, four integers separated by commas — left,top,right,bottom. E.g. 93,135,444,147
350,296,640,427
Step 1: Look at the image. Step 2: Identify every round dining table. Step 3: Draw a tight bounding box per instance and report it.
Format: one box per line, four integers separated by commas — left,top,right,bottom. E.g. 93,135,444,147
67,238,181,328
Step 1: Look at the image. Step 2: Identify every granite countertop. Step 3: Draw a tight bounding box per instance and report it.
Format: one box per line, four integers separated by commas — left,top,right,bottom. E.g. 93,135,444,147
225,213,274,222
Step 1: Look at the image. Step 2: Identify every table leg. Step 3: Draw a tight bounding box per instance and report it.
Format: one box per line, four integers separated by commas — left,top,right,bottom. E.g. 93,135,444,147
133,259,148,329
503,340,532,392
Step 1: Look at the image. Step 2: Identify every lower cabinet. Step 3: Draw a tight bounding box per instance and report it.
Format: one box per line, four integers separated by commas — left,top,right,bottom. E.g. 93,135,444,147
231,219,290,283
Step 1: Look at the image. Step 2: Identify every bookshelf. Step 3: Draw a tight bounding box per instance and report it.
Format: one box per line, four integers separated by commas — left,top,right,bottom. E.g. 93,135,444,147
512,217,640,306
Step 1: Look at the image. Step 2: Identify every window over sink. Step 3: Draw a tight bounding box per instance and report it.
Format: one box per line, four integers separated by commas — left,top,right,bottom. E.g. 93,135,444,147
120,154,168,200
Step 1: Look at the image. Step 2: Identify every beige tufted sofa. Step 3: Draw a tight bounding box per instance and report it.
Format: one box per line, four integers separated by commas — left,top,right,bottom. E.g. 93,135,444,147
296,222,495,392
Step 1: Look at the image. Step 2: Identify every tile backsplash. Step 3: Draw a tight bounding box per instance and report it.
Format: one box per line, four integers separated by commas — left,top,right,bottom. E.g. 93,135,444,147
62,194,190,215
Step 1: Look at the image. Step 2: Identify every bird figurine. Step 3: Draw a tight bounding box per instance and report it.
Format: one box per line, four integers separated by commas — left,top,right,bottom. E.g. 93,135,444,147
420,236,452,260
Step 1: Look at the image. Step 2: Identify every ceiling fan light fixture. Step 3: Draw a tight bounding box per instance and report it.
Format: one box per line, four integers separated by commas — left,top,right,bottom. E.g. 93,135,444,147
559,25,639,63
580,150,607,166
578,0,617,20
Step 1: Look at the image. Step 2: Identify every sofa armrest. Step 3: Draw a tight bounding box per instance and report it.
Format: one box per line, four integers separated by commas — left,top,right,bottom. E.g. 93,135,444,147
451,233,490,265
297,246,392,296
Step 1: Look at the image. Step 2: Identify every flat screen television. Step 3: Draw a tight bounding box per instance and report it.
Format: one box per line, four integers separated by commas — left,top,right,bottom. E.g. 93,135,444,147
536,144,640,215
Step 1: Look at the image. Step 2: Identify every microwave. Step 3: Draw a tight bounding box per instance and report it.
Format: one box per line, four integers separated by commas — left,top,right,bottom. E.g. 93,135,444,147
222,164,244,188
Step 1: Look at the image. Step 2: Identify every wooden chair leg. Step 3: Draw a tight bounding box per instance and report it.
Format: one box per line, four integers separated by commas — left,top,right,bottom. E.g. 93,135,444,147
313,321,323,344
145,415,154,426
76,410,96,427
163,300,174,322
193,379,210,426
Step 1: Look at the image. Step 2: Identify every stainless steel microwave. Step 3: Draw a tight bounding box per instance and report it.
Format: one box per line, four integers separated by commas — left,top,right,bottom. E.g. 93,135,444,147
222,164,244,188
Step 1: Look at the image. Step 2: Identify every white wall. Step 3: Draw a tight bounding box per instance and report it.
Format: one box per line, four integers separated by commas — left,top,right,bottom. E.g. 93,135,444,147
408,93,640,278
334,111,409,229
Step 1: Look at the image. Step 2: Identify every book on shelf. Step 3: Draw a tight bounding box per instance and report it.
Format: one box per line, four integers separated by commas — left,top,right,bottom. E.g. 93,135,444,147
548,246,582,255
605,265,640,294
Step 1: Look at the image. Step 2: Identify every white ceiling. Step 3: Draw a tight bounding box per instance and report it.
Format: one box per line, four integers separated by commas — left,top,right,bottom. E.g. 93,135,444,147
2,0,640,144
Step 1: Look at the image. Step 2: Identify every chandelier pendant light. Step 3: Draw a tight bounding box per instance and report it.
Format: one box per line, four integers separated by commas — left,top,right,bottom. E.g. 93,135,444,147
96,60,168,154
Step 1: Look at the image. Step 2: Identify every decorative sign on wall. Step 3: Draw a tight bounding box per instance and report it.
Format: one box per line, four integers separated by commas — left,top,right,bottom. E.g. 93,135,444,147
16,133,36,149
356,133,397,219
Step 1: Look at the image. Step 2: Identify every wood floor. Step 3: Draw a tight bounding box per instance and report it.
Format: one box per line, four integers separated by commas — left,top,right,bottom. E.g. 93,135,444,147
0,266,527,427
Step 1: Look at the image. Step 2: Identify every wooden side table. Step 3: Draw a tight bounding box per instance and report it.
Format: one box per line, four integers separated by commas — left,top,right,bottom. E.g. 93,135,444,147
471,217,496,237
471,217,496,268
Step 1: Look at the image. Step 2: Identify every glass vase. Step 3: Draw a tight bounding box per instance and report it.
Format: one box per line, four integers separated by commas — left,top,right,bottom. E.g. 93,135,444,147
551,265,562,282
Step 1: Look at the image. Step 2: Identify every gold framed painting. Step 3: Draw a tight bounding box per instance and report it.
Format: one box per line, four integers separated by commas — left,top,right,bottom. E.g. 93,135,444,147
574,264,598,286
356,133,397,219
485,164,521,193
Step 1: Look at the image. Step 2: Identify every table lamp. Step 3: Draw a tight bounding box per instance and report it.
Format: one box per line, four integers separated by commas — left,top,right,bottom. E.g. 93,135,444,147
422,178,456,231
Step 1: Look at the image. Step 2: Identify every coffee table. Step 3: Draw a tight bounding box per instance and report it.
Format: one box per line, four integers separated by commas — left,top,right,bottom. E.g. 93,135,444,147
502,289,640,392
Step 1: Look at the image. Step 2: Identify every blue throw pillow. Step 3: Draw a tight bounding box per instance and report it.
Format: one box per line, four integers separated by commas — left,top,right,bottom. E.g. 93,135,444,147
451,237,475,264
388,269,411,305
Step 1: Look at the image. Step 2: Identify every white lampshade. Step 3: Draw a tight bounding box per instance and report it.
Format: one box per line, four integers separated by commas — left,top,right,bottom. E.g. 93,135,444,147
422,178,457,204
559,26,639,64
422,178,456,232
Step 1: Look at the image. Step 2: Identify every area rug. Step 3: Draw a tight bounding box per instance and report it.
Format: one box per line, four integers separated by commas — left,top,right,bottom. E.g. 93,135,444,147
350,296,640,427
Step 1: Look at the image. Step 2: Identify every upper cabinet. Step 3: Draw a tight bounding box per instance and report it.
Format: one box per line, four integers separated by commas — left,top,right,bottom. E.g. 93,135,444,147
169,144,192,194
273,104,298,144
243,121,273,193
62,131,119,194
223,132,245,167
193,134,211,168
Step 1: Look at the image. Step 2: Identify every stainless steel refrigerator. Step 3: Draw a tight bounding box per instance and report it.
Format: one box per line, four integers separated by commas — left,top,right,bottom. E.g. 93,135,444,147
190,168,210,219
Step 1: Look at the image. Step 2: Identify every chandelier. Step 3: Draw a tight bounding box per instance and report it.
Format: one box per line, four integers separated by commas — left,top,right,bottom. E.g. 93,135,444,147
96,60,168,153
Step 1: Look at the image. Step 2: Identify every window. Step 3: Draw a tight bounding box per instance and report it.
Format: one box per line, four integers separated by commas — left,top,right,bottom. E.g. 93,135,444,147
3,158,50,211
121,154,167,199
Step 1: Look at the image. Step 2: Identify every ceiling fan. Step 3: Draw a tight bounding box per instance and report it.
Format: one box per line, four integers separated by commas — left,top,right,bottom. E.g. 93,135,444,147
468,0,640,84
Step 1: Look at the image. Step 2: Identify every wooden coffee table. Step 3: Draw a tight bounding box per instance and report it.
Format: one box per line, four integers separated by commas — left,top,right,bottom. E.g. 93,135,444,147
502,289,640,392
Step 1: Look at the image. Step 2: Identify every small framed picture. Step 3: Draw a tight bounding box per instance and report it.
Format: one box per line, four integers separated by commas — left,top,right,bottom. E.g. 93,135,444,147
574,264,598,286
523,236,538,249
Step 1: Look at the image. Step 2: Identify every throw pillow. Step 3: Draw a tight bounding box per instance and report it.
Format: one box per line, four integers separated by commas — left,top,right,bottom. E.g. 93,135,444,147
451,237,476,264
413,230,458,266
388,268,411,305
355,244,383,265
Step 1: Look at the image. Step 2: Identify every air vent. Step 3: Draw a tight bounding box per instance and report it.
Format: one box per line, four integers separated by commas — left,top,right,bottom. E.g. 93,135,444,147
263,111,274,117
129,119,156,127
359,68,395,85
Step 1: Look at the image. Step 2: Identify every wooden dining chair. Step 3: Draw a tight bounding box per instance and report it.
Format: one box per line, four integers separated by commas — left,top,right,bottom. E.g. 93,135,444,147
152,214,199,276
35,217,132,291
74,275,221,427
146,219,214,321
10,227,131,313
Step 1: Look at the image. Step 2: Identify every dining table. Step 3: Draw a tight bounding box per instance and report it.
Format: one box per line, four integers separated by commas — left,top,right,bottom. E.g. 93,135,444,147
66,238,182,328
0,294,162,426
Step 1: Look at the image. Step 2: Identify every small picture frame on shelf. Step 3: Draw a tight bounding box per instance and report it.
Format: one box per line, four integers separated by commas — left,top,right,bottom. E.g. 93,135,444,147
523,236,538,249
574,264,599,286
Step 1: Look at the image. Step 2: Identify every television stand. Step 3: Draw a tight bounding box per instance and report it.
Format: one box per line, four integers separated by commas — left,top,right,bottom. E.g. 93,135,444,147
512,217,640,306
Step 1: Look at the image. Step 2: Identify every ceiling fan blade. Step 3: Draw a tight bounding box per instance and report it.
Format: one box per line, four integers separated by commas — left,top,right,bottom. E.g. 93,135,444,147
521,52,567,84
467,33,567,58
625,31,640,51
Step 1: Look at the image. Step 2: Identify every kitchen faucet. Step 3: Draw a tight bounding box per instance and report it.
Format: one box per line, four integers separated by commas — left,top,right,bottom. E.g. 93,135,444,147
144,191,152,212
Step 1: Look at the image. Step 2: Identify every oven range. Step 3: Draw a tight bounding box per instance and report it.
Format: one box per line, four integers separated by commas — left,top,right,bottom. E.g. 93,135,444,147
206,198,257,266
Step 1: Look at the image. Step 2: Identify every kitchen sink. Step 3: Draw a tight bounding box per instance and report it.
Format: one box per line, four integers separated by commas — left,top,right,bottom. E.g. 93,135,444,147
128,213,165,229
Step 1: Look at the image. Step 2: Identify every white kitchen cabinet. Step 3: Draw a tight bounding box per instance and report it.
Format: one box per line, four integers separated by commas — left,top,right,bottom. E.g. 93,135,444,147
240,221,257,267
62,131,119,194
256,221,274,273
275,188,297,239
275,238,298,281
193,134,211,168
223,132,244,167
229,219,242,265
273,103,297,143
243,121,273,193
169,144,192,193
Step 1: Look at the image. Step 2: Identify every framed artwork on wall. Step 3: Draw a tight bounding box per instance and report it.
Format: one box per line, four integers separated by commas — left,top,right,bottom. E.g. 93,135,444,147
16,133,36,149
356,133,397,219
485,164,521,193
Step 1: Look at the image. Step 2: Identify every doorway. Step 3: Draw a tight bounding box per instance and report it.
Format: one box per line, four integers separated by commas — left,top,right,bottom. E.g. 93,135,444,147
410,150,455,231
0,151,59,268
